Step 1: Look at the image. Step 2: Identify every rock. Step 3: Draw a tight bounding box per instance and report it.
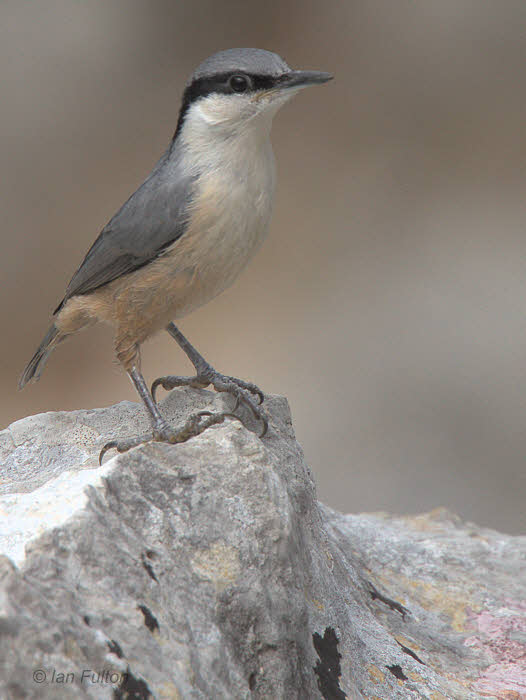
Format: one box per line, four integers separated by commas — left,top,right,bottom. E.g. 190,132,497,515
0,387,525,699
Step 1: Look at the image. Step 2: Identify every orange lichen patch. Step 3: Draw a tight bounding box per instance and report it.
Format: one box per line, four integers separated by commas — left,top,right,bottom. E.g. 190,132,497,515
368,575,408,609
303,589,325,610
478,692,522,700
158,682,182,699
400,507,461,532
394,634,421,652
377,570,479,632
367,665,385,684
311,598,325,610
430,692,448,700
408,671,425,683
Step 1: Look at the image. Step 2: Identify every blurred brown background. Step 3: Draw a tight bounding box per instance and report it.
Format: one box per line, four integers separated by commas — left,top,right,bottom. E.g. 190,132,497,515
2,1,526,533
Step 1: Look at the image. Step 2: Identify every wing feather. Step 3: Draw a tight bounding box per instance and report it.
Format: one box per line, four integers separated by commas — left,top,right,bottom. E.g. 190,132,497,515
54,143,196,313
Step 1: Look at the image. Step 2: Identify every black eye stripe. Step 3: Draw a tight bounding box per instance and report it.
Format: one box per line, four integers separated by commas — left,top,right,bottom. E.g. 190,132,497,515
173,72,282,139
188,72,277,99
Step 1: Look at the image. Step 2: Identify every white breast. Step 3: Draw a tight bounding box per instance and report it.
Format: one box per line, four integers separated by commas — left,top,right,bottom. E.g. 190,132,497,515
163,98,277,317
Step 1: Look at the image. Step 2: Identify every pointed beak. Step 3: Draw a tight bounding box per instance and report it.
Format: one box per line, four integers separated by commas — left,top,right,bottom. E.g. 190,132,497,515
279,70,333,89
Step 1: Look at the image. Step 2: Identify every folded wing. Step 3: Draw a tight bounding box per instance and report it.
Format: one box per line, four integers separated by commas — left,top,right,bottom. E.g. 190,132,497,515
55,145,196,313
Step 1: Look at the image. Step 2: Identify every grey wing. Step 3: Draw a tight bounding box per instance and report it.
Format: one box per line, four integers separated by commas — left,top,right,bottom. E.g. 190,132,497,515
54,146,196,313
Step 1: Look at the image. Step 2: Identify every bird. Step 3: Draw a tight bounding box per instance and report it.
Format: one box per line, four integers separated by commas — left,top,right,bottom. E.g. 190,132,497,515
19,48,332,461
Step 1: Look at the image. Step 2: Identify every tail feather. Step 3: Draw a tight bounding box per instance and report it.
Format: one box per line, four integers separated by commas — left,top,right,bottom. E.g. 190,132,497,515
19,324,61,389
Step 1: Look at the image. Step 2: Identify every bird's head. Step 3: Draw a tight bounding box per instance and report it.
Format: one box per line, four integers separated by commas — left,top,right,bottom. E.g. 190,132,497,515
175,48,332,142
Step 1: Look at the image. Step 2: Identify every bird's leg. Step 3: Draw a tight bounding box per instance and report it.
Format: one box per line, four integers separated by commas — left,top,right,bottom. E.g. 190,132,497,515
151,322,268,436
99,365,239,463
129,364,174,439
163,323,265,402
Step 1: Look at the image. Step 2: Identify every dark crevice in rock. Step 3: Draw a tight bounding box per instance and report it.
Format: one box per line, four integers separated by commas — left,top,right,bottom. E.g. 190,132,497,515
312,627,346,700
396,640,425,665
368,582,409,619
141,553,159,583
137,605,159,634
82,615,91,626
107,639,124,659
248,671,257,690
386,663,407,681
114,667,153,699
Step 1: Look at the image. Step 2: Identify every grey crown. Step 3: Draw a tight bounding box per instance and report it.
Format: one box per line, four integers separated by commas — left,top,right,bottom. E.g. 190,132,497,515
190,48,290,82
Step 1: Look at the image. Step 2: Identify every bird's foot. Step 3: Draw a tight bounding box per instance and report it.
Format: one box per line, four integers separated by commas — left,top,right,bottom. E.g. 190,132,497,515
151,365,267,437
99,411,239,464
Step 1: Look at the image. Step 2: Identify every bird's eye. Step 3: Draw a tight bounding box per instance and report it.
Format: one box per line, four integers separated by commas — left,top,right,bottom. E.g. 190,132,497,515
229,74,250,93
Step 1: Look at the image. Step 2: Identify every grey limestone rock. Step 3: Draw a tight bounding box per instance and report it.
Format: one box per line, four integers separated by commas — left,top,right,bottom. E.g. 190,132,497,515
0,387,525,699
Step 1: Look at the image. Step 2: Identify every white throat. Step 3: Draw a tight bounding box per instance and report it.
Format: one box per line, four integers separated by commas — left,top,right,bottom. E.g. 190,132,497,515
178,92,289,176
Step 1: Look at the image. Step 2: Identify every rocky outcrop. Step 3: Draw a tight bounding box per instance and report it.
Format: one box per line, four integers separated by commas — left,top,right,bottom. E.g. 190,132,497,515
0,387,525,699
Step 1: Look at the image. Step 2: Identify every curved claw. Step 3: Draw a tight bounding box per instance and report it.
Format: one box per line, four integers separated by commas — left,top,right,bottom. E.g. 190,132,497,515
219,393,268,438
251,386,265,405
246,386,264,405
209,381,268,438
231,395,241,413
99,441,118,465
240,392,264,426
151,375,211,403
99,435,147,464
196,410,244,428
227,405,267,438
225,376,264,405
258,413,269,438
151,377,168,403
241,383,264,405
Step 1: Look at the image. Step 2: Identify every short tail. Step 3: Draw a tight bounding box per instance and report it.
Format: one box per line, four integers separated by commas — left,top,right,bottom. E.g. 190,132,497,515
19,324,61,389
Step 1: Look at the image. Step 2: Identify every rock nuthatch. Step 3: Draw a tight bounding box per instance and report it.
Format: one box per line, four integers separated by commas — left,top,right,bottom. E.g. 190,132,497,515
19,48,332,460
